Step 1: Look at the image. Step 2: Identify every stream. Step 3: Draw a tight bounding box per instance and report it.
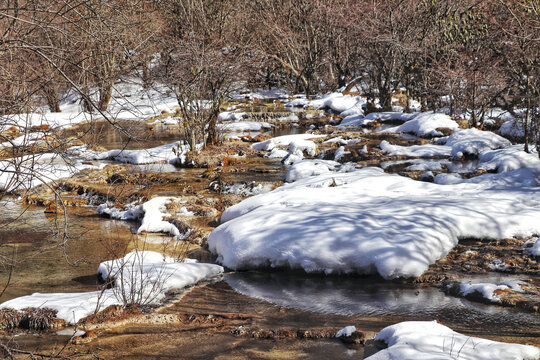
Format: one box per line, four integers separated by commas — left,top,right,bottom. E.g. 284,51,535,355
0,109,538,354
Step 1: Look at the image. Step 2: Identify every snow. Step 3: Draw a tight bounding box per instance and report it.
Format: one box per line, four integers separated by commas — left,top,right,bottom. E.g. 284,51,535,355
524,238,540,256
223,182,273,196
217,121,272,132
0,152,97,191
440,128,511,158
380,140,451,157
209,167,540,278
264,148,289,159
340,111,416,127
217,111,245,122
336,326,356,338
285,160,340,182
105,142,189,165
324,137,362,146
436,168,540,188
70,141,190,165
499,119,529,139
98,197,186,239
250,134,325,151
233,88,290,100
382,112,459,137
0,78,179,133
488,259,510,272
366,321,540,360
459,282,510,302
334,146,350,162
477,145,540,173
0,251,223,323
137,197,181,238
285,92,366,117
289,139,317,157
338,114,370,127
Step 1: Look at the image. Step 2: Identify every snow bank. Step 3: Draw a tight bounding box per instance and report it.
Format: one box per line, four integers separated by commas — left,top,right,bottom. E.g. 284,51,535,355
499,119,530,139
98,197,186,239
105,142,188,165
217,121,272,132
524,238,540,256
380,140,451,157
70,142,190,165
223,182,273,196
441,128,511,158
459,282,510,302
433,145,540,187
285,159,340,182
209,167,540,278
217,111,245,122
251,134,325,151
383,112,458,137
0,78,179,132
338,114,370,127
0,251,223,323
324,137,361,146
289,139,317,157
366,321,540,360
335,326,356,338
477,145,540,173
287,92,366,114
0,152,96,191
340,111,416,127
264,148,289,159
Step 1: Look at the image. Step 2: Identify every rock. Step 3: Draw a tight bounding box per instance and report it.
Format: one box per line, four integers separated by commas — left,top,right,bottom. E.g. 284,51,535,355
31,124,50,132
338,330,366,344
435,127,455,136
252,134,272,142
44,203,64,214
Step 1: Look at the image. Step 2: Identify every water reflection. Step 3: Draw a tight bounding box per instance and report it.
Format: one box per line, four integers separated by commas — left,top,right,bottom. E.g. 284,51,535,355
226,272,540,334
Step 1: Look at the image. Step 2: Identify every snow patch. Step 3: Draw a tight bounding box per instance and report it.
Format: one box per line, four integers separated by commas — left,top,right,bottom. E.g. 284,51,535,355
367,321,540,360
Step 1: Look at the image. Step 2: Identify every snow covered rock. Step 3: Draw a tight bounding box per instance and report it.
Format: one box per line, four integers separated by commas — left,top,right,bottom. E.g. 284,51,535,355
524,238,540,257
366,321,540,360
442,128,511,158
98,197,187,239
289,139,317,157
285,160,340,182
380,140,451,157
250,134,325,151
217,121,272,132
477,145,540,173
383,112,459,137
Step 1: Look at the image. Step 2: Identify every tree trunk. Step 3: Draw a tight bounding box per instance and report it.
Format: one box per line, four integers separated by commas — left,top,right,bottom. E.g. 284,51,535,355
207,114,219,146
379,87,392,112
43,86,61,113
524,77,531,153
98,82,113,112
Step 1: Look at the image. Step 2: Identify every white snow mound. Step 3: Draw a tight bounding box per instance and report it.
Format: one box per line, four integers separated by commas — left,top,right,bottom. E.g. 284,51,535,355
366,321,540,360
383,112,458,137
209,167,540,278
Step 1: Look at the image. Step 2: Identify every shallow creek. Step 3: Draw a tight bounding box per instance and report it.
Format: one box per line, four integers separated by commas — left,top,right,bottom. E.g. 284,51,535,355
1,114,539,357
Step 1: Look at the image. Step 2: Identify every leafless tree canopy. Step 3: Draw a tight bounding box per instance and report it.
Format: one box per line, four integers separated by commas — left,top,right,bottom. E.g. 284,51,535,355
1,0,538,140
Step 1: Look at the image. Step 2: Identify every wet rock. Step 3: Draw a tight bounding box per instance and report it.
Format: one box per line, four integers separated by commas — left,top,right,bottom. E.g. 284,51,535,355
0,307,65,331
338,330,366,344
434,127,455,136
44,203,65,214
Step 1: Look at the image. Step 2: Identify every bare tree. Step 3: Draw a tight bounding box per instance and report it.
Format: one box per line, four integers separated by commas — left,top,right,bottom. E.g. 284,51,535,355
156,0,254,151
